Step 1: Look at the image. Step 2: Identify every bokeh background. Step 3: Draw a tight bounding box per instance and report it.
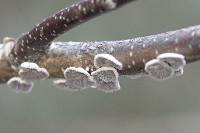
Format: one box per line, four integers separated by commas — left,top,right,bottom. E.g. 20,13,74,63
0,0,200,132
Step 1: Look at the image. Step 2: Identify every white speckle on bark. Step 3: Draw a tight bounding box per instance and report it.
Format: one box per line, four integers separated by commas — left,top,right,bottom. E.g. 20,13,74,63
128,65,131,69
188,44,192,49
142,58,146,63
129,51,133,57
132,60,136,65
175,47,179,52
155,49,159,55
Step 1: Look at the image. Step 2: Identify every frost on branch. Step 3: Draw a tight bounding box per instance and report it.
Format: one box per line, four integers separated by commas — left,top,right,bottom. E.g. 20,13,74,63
19,62,49,81
94,54,123,70
54,67,94,91
7,77,33,94
91,67,120,93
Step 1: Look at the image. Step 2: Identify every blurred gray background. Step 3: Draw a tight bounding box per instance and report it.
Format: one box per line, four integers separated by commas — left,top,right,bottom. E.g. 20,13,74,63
0,0,200,132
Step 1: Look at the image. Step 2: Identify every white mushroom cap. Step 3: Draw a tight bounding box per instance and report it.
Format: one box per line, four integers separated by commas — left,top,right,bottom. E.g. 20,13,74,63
20,62,40,70
145,59,174,80
157,53,186,70
91,67,120,93
7,77,33,94
19,62,49,80
94,54,123,70
61,67,95,91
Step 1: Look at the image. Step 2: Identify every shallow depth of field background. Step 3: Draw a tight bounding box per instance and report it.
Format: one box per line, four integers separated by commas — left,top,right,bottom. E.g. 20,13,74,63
0,0,200,132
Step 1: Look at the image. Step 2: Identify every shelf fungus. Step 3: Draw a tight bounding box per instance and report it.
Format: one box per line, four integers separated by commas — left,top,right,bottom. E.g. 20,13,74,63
54,67,95,91
157,53,186,77
94,54,123,70
54,53,123,92
157,53,186,70
91,67,120,93
145,53,186,80
7,77,33,94
53,79,73,91
145,59,174,80
19,62,49,81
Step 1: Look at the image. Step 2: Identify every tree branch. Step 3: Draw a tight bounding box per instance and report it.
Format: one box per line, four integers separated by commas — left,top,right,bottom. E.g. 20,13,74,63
0,24,200,83
0,0,199,91
37,25,200,77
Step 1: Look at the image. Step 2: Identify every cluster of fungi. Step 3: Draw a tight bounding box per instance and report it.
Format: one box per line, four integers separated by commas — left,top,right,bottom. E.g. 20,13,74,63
0,0,200,94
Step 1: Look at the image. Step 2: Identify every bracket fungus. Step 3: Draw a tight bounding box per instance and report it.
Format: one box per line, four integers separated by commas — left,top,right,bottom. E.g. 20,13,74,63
53,67,95,91
157,53,186,70
53,79,76,91
7,77,33,94
145,59,174,80
19,62,49,81
91,67,120,93
94,54,123,70
145,53,186,80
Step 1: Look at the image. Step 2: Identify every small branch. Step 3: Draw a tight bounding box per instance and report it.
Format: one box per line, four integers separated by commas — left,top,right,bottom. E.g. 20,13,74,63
1,25,200,83
38,25,200,77
9,0,136,66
